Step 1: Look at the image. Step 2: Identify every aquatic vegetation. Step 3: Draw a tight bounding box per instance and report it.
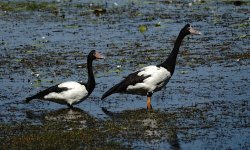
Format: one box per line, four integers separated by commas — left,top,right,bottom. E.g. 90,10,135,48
239,34,247,39
154,22,161,27
138,25,148,33
222,0,250,5
0,124,128,149
1,100,248,149
0,1,58,12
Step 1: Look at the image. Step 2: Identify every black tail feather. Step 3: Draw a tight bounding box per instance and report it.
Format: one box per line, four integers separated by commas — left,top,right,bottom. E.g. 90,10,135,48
25,96,35,103
25,93,43,103
101,83,121,100
25,84,65,103
102,70,148,100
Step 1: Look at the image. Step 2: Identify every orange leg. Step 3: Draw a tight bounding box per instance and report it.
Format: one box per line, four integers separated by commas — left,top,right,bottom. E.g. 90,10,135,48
147,96,153,110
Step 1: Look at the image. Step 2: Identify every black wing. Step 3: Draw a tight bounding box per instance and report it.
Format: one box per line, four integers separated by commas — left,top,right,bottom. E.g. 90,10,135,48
26,84,69,103
101,70,150,99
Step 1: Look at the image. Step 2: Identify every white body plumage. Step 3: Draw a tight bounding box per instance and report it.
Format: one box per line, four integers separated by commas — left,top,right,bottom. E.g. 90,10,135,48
127,65,171,95
44,81,88,106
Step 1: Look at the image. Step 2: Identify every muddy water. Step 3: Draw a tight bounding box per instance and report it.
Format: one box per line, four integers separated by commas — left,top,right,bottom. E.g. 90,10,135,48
0,0,249,149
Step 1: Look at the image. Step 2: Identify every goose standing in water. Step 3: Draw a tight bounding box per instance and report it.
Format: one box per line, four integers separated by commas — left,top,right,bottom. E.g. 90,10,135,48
26,50,104,108
101,24,201,110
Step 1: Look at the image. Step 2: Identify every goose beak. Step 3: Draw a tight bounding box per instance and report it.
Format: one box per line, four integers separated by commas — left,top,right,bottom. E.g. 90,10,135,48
95,52,105,59
189,26,202,35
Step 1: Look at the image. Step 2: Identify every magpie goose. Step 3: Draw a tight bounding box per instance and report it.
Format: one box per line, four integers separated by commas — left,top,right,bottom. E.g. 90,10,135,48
26,50,104,108
101,24,201,110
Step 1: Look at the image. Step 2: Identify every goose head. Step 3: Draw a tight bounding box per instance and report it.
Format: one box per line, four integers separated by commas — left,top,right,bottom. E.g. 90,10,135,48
181,24,202,36
88,50,105,60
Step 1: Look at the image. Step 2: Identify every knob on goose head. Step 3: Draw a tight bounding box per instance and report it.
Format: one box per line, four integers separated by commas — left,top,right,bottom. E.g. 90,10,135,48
181,24,202,36
88,50,105,60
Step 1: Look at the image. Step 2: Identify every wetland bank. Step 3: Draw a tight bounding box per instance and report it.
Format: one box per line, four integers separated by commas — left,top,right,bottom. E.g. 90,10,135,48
0,0,249,149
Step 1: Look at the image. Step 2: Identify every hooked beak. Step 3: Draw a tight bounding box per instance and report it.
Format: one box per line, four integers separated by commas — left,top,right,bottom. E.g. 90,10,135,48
189,26,202,35
95,52,105,59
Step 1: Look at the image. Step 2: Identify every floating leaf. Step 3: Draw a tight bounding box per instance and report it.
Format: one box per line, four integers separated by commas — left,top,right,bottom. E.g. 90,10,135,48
239,34,247,38
155,22,161,27
25,50,33,53
138,25,147,33
32,44,44,48
239,23,249,28
15,59,22,62
138,64,145,68
180,70,188,74
108,69,122,73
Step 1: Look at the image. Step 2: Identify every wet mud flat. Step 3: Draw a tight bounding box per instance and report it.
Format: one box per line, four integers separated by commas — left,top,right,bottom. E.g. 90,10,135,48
0,0,249,149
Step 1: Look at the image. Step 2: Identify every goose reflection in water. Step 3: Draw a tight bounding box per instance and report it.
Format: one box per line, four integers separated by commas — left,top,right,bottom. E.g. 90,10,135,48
102,108,180,150
26,107,95,128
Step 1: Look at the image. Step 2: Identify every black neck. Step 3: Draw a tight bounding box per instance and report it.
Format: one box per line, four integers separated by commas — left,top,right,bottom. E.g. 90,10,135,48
158,31,186,75
86,57,95,94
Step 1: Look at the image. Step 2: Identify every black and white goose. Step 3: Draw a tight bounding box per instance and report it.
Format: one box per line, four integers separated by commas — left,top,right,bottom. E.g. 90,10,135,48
26,50,104,108
101,24,201,110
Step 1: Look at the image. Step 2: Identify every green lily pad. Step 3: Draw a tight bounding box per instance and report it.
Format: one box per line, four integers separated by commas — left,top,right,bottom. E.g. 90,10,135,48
138,25,148,33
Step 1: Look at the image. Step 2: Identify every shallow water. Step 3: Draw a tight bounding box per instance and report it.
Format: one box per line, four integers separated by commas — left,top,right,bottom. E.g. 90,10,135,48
0,0,249,149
